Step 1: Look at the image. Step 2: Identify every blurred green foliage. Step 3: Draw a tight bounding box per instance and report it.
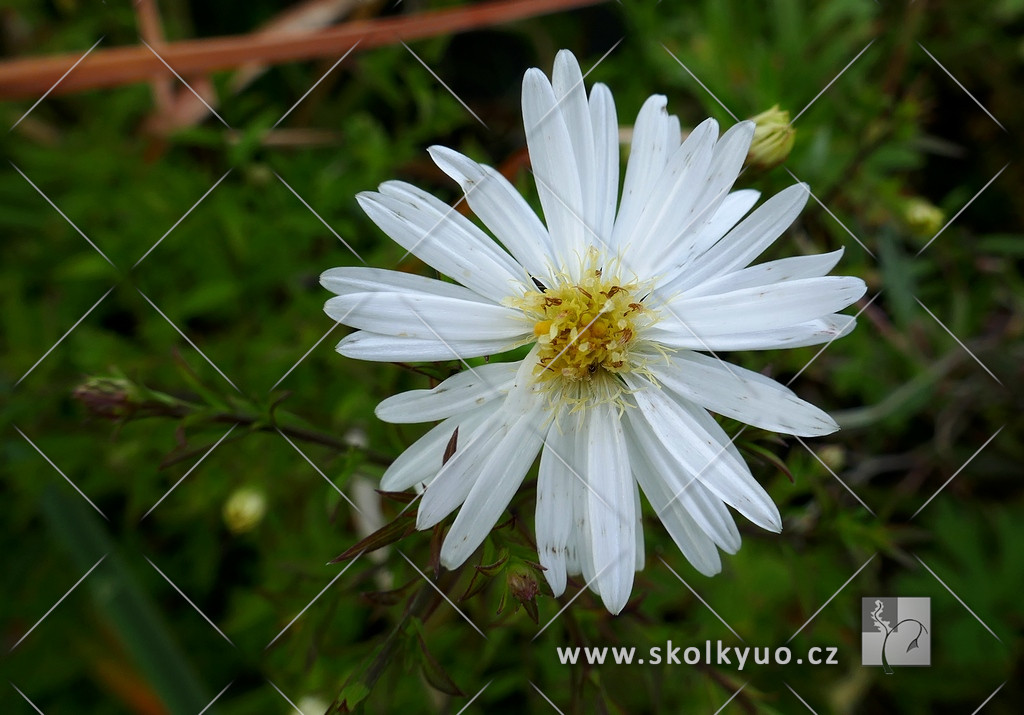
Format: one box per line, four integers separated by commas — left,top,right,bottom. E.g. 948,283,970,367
2,1,1021,713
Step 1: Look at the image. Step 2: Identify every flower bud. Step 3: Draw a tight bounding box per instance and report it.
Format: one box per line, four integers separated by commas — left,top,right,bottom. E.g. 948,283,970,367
295,695,330,715
506,562,539,604
223,487,268,534
745,105,795,170
817,445,846,473
902,198,944,238
72,377,140,419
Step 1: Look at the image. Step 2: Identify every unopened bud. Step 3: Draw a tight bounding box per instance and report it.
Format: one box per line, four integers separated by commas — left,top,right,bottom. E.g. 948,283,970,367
506,562,539,604
72,377,140,419
295,695,330,715
223,487,267,534
746,105,795,170
902,198,944,238
817,445,846,473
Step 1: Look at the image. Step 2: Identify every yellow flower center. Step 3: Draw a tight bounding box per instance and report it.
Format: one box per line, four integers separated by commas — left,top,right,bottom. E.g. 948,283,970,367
515,268,645,382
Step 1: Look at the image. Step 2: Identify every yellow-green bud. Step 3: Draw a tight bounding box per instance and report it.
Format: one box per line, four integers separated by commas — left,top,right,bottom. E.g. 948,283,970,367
295,696,331,715
223,487,267,534
903,198,944,238
746,105,796,170
817,445,846,473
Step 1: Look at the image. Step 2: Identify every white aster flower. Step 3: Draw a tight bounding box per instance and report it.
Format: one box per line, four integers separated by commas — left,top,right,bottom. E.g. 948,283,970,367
321,50,865,614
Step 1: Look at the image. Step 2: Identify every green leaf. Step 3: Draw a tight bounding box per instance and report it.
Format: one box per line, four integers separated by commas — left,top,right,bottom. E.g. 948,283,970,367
415,632,464,697
330,514,417,563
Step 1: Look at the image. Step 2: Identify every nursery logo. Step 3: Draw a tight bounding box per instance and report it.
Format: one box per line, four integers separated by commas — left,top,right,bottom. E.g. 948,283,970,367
861,597,931,673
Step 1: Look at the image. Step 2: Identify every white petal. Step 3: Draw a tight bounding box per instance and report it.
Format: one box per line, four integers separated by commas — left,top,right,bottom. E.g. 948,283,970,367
632,478,645,571
585,402,636,614
552,50,597,243
656,276,866,337
375,361,518,424
416,406,510,529
522,67,586,274
337,330,521,362
658,189,761,288
417,350,543,530
629,118,718,267
648,314,857,351
536,426,576,596
681,248,845,299
627,429,723,575
625,375,782,532
652,352,838,437
379,401,500,492
624,415,740,555
357,185,521,303
440,402,547,567
326,291,528,342
320,266,490,304
427,146,553,281
612,95,670,250
676,183,810,290
589,83,619,247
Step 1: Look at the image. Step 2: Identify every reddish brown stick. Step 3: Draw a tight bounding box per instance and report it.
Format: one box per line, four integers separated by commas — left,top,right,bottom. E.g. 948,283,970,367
0,0,606,100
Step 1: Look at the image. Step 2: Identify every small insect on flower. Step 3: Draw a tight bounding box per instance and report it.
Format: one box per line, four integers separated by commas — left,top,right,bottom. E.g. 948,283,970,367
321,50,865,614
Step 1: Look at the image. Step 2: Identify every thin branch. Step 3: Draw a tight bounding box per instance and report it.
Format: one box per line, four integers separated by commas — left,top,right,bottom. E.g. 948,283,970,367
0,0,607,100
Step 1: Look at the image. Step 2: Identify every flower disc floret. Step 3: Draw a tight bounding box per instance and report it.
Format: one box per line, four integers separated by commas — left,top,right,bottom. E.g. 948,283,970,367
513,268,647,382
